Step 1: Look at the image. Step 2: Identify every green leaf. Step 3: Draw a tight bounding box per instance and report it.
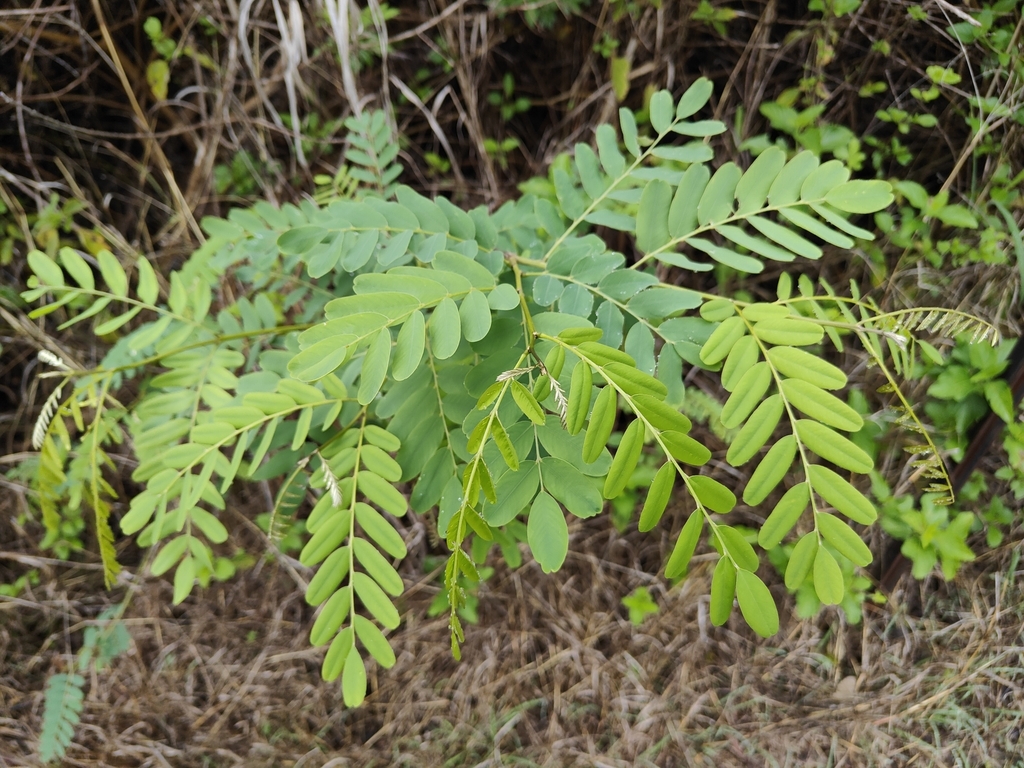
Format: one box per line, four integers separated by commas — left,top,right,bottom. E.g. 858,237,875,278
29,249,65,287
358,471,408,517
459,289,492,342
627,286,702,319
632,394,692,433
752,317,824,346
595,123,625,177
689,475,736,514
638,462,675,532
483,460,539,526
527,492,568,573
796,420,873,473
649,89,675,133
721,362,771,429
353,537,405,596
542,457,604,518
510,380,546,425
825,180,894,213
675,77,713,119
785,532,817,590
721,336,759,392
59,247,95,291
766,347,846,389
700,316,746,366
710,556,736,625
735,570,779,636
742,434,796,505
635,180,673,254
353,572,400,629
665,510,704,578
97,249,128,297
322,627,354,682
173,556,196,605
152,536,188,576
661,430,711,466
429,297,462,360
800,159,850,200
491,418,519,471
769,151,819,206
358,327,392,405
488,283,521,310
812,545,844,605
288,337,352,381
619,108,641,157
305,547,351,606
278,225,328,255
781,379,863,432
668,163,711,238
726,394,783,467
566,360,593,436
603,419,645,499
735,147,786,214
342,646,367,707
817,513,872,567
310,587,352,646
718,525,758,571
697,162,741,225
354,615,397,669
583,385,617,463
758,482,809,549
392,310,426,381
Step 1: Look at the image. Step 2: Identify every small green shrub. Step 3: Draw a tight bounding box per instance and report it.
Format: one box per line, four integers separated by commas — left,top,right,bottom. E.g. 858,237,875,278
24,80,999,714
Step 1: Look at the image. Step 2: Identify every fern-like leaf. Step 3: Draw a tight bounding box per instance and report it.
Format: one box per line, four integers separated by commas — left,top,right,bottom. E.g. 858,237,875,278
38,672,85,763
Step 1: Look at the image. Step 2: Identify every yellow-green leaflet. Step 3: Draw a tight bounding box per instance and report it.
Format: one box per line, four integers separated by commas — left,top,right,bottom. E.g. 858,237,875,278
510,380,545,425
700,315,746,366
781,378,863,432
392,310,425,381
361,444,402,482
638,462,675,532
742,434,796,505
305,546,351,606
807,465,877,525
766,346,846,389
758,482,809,549
796,420,873,473
354,615,396,669
717,525,758,571
785,532,818,590
342,646,366,707
689,475,736,514
545,345,565,379
491,418,520,472
583,385,617,464
739,302,790,322
665,511,704,578
533,375,551,402
353,572,400,629
817,513,872,567
735,570,779,637
300,506,353,566
661,430,711,466
310,587,352,646
355,502,407,558
721,362,772,429
566,361,593,436
352,538,405,596
710,557,737,625
322,627,354,682
700,297,734,322
603,419,645,499
358,471,407,517
813,545,844,605
752,317,824,346
721,336,760,392
632,394,692,433
726,394,784,467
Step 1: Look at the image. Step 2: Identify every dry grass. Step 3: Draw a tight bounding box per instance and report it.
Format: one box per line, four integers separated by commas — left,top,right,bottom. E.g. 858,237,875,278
2,0,1024,766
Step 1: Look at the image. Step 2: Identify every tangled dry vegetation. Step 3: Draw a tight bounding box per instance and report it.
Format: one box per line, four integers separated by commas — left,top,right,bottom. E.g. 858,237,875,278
1,0,1023,765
